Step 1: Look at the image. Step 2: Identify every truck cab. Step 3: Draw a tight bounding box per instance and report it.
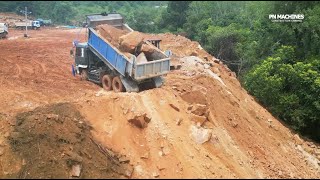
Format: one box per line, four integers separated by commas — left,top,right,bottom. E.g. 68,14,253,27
0,23,8,38
73,42,109,82
32,21,40,29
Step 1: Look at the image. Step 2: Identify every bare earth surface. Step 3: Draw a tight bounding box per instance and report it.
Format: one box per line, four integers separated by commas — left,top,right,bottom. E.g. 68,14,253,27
0,26,319,179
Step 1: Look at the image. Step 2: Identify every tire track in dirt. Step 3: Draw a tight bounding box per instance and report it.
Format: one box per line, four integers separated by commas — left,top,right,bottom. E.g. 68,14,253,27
33,60,47,74
13,63,22,78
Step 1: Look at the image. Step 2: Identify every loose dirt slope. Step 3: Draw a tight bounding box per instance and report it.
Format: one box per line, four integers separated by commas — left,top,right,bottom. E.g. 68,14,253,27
0,26,319,179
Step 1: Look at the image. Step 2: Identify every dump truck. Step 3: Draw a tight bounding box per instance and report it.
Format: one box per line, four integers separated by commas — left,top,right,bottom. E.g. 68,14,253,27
0,23,8,38
36,18,52,26
14,20,40,30
71,13,171,92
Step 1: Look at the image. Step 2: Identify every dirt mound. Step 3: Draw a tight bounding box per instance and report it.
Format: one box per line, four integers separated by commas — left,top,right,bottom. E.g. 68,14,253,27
143,33,215,62
7,103,132,179
0,13,26,27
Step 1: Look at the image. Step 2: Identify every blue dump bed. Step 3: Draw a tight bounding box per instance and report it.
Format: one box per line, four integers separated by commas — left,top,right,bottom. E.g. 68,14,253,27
87,27,170,81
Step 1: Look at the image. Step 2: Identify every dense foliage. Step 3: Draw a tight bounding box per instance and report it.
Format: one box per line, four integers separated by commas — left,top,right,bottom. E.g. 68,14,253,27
0,1,319,141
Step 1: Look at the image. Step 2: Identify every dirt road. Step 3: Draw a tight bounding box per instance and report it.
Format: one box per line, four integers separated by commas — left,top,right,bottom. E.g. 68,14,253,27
0,27,319,178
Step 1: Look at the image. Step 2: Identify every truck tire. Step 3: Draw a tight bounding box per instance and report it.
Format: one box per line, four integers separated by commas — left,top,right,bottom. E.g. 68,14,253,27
112,76,125,92
80,69,88,81
102,74,113,91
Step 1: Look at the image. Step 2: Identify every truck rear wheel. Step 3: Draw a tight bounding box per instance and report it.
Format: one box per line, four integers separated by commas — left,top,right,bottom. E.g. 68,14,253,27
102,74,113,91
112,76,125,92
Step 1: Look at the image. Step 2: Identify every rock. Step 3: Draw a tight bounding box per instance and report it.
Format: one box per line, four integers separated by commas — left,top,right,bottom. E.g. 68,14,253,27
8,119,16,126
162,146,170,155
190,125,212,144
212,67,220,74
65,150,83,162
128,113,151,128
293,134,304,145
158,151,164,157
203,121,215,129
0,147,4,156
141,152,149,159
187,105,193,111
232,122,238,128
134,165,144,176
315,150,320,156
190,114,207,126
97,24,129,49
0,139,5,147
152,171,160,178
310,144,316,148
119,31,144,53
196,122,201,128
160,141,165,148
157,165,166,171
190,104,208,116
123,108,129,115
180,90,207,105
189,51,198,56
213,59,220,64
304,146,313,154
176,118,182,126
204,64,210,69
22,159,26,165
136,52,148,63
124,165,134,178
71,164,81,177
141,43,164,60
46,114,59,120
169,103,180,112
119,155,130,163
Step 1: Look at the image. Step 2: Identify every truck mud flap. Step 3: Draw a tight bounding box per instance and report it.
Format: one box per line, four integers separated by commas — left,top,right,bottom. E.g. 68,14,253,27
120,76,139,92
153,76,164,88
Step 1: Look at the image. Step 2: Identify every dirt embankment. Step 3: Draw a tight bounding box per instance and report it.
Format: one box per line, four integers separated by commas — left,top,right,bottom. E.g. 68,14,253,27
7,103,132,179
0,23,319,179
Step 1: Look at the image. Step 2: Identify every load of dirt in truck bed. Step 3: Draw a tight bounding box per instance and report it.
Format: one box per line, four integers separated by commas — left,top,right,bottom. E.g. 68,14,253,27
96,24,165,61
6,103,132,179
96,24,130,50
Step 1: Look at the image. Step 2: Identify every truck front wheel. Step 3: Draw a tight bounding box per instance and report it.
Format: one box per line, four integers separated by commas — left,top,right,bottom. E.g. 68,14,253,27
112,76,125,92
80,69,88,81
102,74,113,91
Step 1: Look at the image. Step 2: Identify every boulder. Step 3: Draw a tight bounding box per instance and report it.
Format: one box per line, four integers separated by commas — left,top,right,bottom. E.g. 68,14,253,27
141,43,165,60
96,24,129,49
128,113,151,128
136,52,148,63
293,134,304,145
190,114,207,126
190,125,212,144
190,104,208,116
71,164,81,177
119,31,144,54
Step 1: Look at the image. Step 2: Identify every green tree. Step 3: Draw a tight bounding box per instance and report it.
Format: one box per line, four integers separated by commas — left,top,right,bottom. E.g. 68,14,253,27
244,46,320,141
159,1,191,32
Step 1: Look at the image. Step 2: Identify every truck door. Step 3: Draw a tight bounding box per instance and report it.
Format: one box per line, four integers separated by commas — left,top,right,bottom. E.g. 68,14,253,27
75,47,88,66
